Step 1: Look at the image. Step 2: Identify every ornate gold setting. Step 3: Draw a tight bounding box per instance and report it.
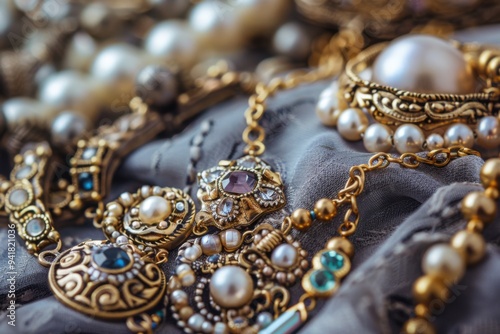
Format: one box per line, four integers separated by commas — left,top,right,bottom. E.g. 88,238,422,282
100,186,196,251
340,42,500,131
194,156,285,234
48,240,166,320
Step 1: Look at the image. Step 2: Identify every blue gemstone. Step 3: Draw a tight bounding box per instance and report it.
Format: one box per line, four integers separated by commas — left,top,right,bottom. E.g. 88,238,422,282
78,172,94,191
208,254,220,263
310,210,316,220
310,269,336,292
320,250,344,272
92,247,131,270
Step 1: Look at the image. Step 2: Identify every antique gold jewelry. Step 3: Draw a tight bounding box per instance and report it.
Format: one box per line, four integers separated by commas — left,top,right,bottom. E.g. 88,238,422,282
402,158,500,334
262,146,480,334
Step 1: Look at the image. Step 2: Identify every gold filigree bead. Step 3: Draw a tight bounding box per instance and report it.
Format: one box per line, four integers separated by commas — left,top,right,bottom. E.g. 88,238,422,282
480,158,500,189
402,317,436,334
290,208,312,230
461,191,496,223
412,275,449,305
414,303,430,318
451,230,486,265
325,237,354,258
314,198,337,221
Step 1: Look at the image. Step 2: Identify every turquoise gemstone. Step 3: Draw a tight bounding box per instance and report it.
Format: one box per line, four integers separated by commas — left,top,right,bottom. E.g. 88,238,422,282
78,172,94,191
320,250,344,272
309,269,336,292
259,309,302,334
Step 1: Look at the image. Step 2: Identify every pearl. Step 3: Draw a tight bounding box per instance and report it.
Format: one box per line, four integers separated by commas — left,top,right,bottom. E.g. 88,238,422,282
144,20,199,68
444,123,475,148
209,266,254,309
91,44,146,102
63,32,98,72
273,22,311,61
220,229,242,251
51,112,91,148
422,243,465,282
107,203,124,217
188,1,243,51
451,230,486,265
200,235,222,255
363,123,393,152
393,124,425,153
372,35,475,94
138,196,172,225
135,65,178,106
256,312,273,329
337,108,369,141
187,314,205,331
426,133,444,150
171,289,188,307
233,0,289,36
201,321,214,333
214,322,229,334
476,116,500,148
271,244,298,268
2,98,57,130
80,3,121,39
316,87,341,127
184,245,202,261
116,235,128,245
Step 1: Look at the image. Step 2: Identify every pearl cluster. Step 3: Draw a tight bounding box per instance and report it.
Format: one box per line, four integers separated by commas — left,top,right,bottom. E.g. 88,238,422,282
403,158,500,334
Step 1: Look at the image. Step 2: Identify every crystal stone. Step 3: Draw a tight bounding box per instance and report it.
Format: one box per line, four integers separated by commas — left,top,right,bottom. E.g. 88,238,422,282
221,171,257,194
309,269,336,292
78,172,94,191
26,218,45,237
16,166,32,179
9,189,29,206
217,198,235,216
92,247,131,270
82,147,97,160
320,250,344,272
259,188,277,201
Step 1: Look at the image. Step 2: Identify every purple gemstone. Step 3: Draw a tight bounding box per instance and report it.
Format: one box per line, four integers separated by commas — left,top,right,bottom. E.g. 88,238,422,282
221,171,257,194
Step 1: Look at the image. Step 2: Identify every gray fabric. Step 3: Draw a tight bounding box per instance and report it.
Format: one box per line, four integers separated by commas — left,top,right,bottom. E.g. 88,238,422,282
2,28,500,334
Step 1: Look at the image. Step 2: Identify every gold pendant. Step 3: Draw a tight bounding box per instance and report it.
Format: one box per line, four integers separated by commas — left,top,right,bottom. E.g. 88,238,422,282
194,155,286,234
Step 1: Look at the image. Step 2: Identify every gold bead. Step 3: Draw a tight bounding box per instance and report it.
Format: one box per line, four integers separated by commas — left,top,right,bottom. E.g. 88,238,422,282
485,186,499,200
314,198,337,220
414,303,430,318
326,237,354,258
403,317,436,334
451,230,486,265
461,191,496,223
290,208,312,230
412,275,449,304
480,158,500,189
179,306,194,320
466,219,484,233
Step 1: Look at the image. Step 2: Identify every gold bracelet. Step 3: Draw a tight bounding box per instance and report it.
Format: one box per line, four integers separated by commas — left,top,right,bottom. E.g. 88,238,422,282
403,157,500,334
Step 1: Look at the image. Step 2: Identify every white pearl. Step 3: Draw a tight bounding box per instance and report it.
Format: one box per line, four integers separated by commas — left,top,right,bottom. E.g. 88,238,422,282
170,289,188,307
144,20,199,68
120,192,134,206
444,123,475,148
209,266,254,309
233,0,289,36
187,314,205,331
181,273,195,286
115,235,128,244
63,32,98,72
372,35,475,94
107,203,124,217
39,70,100,120
188,1,243,51
363,123,393,152
176,263,192,275
220,229,242,251
273,22,311,61
214,322,229,334
476,116,500,148
201,235,222,255
135,65,178,106
139,196,172,225
51,111,91,147
271,243,298,268
423,243,465,282
393,124,425,153
2,98,58,130
337,108,369,141
426,133,445,150
91,44,146,102
201,321,214,333
184,245,202,261
316,87,341,127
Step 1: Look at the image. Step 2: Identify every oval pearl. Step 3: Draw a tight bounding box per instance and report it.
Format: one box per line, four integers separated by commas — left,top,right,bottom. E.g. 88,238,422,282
135,65,178,106
316,87,341,127
337,108,369,141
363,123,393,152
2,98,57,130
187,314,205,331
444,123,475,148
422,243,465,282
271,243,298,268
184,245,202,261
476,116,500,148
51,111,91,148
393,124,425,153
220,229,242,251
233,0,289,35
273,22,311,61
63,32,98,72
201,234,222,255
144,20,199,68
188,1,243,51
209,266,254,309
426,133,444,150
256,312,273,329
138,196,172,225
171,289,188,307
39,70,100,120
372,35,475,94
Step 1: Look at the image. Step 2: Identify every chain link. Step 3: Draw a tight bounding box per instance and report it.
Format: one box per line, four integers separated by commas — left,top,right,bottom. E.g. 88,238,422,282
334,147,479,237
242,28,364,156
